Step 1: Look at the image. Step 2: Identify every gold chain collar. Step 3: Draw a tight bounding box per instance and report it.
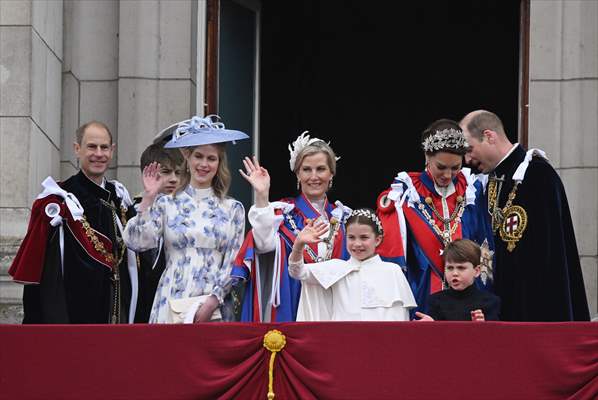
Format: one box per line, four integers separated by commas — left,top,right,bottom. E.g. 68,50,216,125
80,216,115,265
417,195,465,246
487,176,521,233
286,213,340,262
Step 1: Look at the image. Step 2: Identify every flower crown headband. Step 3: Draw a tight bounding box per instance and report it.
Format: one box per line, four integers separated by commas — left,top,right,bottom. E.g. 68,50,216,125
348,208,384,235
422,128,469,153
288,131,340,171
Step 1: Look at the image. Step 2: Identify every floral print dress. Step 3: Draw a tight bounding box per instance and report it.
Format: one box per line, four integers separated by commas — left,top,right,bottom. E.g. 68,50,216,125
123,185,245,323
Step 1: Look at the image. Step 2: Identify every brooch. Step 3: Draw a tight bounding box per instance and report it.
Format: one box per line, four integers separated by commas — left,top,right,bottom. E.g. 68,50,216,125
499,205,528,252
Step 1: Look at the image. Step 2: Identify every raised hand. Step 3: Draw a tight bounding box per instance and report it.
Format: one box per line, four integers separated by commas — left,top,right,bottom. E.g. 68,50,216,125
239,156,270,203
142,162,164,197
136,162,163,213
296,219,329,247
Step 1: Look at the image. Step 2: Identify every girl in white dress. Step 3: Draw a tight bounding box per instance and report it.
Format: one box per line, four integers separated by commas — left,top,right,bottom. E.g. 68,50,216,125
288,208,416,321
123,116,248,323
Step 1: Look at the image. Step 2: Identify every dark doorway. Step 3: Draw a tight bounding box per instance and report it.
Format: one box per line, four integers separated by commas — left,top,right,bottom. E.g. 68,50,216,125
218,0,257,208
259,0,522,209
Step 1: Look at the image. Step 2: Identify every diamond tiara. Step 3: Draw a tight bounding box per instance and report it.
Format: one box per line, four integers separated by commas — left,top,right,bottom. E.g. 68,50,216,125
422,128,469,153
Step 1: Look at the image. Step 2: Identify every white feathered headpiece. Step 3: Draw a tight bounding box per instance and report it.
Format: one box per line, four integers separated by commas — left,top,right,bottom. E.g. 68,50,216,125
288,131,340,171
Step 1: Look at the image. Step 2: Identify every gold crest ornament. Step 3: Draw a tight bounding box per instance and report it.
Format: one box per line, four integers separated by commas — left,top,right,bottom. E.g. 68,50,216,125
499,205,528,252
488,175,527,251
488,148,549,253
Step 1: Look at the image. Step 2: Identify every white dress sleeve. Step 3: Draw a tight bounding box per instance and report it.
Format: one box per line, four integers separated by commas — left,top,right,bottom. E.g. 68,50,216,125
123,195,166,252
293,258,335,322
248,204,278,253
288,257,319,285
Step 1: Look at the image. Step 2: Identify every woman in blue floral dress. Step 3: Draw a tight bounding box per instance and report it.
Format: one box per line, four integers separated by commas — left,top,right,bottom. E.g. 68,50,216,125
124,116,248,323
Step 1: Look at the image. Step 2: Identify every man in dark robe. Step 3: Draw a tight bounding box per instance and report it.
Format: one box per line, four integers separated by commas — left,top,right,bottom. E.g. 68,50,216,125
460,110,589,321
9,121,137,324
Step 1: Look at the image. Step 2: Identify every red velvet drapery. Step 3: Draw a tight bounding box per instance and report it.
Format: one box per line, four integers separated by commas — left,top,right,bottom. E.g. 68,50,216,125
1,322,597,399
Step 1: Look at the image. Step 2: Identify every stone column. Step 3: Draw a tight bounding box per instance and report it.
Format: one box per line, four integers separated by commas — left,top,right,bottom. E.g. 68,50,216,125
62,0,119,179
529,0,598,319
0,0,63,322
117,0,198,195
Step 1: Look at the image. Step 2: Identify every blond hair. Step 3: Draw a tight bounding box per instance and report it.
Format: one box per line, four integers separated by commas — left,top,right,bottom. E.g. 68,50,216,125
175,144,231,199
292,140,337,175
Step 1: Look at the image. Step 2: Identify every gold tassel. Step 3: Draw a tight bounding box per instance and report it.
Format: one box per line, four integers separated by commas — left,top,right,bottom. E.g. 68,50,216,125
263,329,286,400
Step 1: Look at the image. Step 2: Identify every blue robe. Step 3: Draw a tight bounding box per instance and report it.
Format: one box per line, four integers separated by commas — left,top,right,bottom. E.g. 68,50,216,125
233,195,350,322
377,170,494,315
487,145,589,321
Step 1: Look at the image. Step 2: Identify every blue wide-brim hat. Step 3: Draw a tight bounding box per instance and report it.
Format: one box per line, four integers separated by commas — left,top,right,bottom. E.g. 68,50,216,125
160,115,249,148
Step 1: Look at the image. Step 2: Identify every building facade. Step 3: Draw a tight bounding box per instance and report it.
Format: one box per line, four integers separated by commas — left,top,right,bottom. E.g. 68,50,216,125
1,0,596,322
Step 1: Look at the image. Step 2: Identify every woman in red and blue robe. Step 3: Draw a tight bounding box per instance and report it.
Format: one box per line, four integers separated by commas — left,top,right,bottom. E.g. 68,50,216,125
232,133,351,322
377,119,494,315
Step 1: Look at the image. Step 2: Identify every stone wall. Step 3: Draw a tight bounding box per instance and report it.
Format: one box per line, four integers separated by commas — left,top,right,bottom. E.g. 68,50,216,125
1,0,63,322
0,0,198,323
529,0,598,319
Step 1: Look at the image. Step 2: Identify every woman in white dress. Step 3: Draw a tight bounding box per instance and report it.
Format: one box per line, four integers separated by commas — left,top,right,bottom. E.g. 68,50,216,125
288,208,416,321
123,116,248,323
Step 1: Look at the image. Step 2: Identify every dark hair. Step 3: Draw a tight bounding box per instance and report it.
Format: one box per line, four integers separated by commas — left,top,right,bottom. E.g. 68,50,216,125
421,119,467,156
346,208,383,236
464,111,505,140
139,143,183,171
76,121,113,145
442,239,481,267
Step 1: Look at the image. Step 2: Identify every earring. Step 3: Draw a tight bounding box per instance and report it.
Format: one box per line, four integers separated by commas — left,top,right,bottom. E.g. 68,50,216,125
328,178,333,189
296,180,300,191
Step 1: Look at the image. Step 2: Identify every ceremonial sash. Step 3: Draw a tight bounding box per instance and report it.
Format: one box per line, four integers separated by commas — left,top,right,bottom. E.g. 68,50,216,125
289,194,346,261
231,231,261,322
233,195,349,322
9,195,115,284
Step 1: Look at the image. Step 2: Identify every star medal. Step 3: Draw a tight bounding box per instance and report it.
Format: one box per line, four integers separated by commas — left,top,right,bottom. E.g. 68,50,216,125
479,239,494,285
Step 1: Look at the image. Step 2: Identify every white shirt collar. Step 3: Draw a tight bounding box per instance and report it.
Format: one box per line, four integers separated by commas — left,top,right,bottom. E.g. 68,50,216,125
348,254,381,268
185,185,214,199
310,198,328,220
434,180,455,199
